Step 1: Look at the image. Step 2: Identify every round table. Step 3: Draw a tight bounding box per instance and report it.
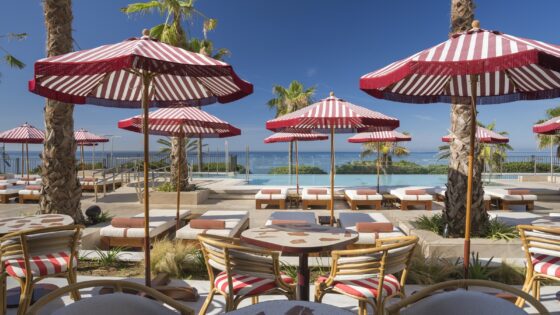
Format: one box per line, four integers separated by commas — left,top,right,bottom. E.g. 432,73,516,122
0,213,74,307
225,300,354,314
241,224,358,301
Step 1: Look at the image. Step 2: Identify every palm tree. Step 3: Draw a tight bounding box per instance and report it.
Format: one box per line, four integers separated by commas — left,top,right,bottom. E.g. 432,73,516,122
535,106,560,157
360,134,410,167
477,122,512,176
445,0,488,237
157,137,205,190
266,81,316,175
0,32,26,79
40,0,84,223
157,137,203,155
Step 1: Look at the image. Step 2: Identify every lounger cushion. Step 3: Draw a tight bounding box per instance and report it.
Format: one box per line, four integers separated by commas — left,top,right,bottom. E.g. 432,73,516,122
339,212,404,244
302,188,331,200
405,189,426,195
25,185,41,191
176,210,248,240
0,185,6,190
51,293,180,315
215,271,293,296
270,219,309,225
4,251,75,278
356,222,394,233
508,189,530,195
265,211,316,226
307,189,327,195
486,189,537,201
17,180,41,186
255,188,287,200
0,179,18,185
316,274,400,299
345,190,382,201
100,210,190,238
0,189,19,195
19,189,41,195
356,189,377,195
190,219,226,230
111,218,145,229
391,189,432,201
532,254,560,277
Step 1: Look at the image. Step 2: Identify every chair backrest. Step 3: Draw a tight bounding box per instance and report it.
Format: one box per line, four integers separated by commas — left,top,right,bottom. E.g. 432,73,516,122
329,235,418,281
1,225,82,274
518,225,560,271
198,234,281,282
384,279,549,315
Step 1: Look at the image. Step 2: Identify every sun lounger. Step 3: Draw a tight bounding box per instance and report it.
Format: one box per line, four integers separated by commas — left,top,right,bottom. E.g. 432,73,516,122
301,188,331,209
19,185,41,203
265,211,316,226
390,187,433,210
485,188,537,211
434,187,491,210
176,210,249,244
81,178,123,192
344,189,383,210
0,174,18,185
338,212,405,247
255,188,288,209
100,209,191,249
0,185,22,203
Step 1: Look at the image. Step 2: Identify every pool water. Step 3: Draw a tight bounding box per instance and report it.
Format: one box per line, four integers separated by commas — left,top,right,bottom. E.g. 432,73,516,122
237,174,449,187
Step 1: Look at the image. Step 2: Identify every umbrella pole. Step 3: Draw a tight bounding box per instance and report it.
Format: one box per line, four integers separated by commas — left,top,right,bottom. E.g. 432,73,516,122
330,126,335,226
26,143,29,182
21,143,24,177
464,74,478,278
176,132,183,230
376,142,381,192
81,144,85,179
551,135,554,179
92,144,96,172
295,141,299,196
142,73,152,287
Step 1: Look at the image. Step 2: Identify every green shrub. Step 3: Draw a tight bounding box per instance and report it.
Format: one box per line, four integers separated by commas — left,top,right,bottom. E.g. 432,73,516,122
268,165,326,175
408,250,459,284
198,162,246,173
501,161,560,173
336,160,448,175
483,218,518,240
414,214,445,234
150,239,206,279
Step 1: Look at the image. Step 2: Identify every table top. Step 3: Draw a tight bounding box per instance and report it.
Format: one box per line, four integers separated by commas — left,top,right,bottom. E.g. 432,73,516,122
0,214,74,235
225,300,354,314
241,223,358,254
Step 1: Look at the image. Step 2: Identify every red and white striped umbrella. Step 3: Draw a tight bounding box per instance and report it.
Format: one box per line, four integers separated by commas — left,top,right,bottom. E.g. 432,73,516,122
29,35,252,108
0,123,44,144
533,117,560,135
264,132,328,143
118,107,241,138
361,26,560,105
74,129,109,144
442,126,509,143
348,130,411,143
266,93,399,133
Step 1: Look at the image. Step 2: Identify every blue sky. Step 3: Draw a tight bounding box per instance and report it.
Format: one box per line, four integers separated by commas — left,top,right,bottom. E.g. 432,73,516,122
1,0,559,152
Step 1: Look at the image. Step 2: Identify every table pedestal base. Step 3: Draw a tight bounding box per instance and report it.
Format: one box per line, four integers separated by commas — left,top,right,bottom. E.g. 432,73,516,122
297,253,310,301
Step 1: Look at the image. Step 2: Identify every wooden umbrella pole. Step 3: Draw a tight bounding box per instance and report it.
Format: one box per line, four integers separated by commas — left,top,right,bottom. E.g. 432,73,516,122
176,131,183,230
376,142,381,192
21,143,24,177
295,140,299,196
142,73,152,287
81,144,85,179
92,144,96,172
330,126,335,226
464,74,478,278
26,143,30,182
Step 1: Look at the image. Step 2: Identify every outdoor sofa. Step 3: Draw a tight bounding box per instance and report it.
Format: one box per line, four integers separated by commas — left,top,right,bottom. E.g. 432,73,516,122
485,188,537,211
301,188,331,209
255,187,288,209
344,188,383,210
338,212,405,248
100,209,190,249
390,187,433,210
175,210,249,245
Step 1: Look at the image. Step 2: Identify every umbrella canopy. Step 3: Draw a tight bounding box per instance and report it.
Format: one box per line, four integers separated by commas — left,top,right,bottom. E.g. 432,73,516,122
442,126,509,144
264,132,328,143
74,129,109,144
0,123,44,144
266,93,399,225
533,117,560,135
29,30,252,288
348,130,411,143
359,20,560,277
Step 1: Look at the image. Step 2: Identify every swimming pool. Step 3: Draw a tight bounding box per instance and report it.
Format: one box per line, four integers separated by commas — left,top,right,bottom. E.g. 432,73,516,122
237,174,449,187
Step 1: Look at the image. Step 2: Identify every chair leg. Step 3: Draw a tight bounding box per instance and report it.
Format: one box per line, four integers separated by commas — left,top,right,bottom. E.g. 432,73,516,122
251,296,258,304
515,272,534,307
198,289,216,315
17,278,33,315
0,274,6,315
535,279,541,300
67,269,81,300
358,300,367,315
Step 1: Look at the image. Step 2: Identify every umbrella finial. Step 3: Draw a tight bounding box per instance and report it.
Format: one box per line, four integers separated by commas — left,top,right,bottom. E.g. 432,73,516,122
471,20,480,29
329,91,334,97
142,29,150,37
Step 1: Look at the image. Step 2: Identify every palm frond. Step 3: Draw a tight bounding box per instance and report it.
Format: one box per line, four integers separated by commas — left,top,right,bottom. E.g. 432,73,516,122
121,1,163,14
3,54,25,69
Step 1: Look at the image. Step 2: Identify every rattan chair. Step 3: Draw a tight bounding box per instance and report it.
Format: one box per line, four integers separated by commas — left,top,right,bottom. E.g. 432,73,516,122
516,224,560,307
384,279,548,315
197,234,296,314
315,235,418,315
0,225,82,315
25,279,194,315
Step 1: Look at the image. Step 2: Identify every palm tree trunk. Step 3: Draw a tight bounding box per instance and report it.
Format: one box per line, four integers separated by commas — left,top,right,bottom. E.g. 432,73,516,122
40,0,84,223
171,136,188,191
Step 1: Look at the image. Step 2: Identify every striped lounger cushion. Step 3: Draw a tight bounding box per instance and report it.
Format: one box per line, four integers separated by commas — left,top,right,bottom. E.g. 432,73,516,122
4,251,75,277
316,274,400,299
214,271,294,296
532,254,560,277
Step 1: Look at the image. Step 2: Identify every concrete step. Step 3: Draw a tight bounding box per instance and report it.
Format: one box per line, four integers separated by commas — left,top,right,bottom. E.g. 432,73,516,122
208,193,254,200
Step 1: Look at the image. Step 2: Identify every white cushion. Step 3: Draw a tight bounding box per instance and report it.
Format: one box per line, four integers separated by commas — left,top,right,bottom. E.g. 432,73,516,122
485,189,537,201
265,211,316,226
176,210,249,240
255,188,288,200
100,209,190,238
400,290,527,315
14,174,39,179
51,293,179,315
339,212,404,244
302,188,331,200
16,180,41,185
0,179,18,185
0,189,19,194
19,189,41,195
345,190,382,201
390,188,433,201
